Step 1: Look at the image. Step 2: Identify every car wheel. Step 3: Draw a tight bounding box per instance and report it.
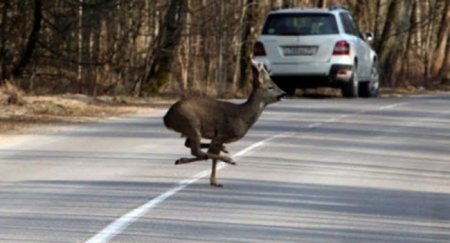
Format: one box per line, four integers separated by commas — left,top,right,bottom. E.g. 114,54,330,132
341,67,358,98
359,62,380,98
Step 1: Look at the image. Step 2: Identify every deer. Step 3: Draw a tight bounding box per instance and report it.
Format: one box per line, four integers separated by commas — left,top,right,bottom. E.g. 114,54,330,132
163,60,285,187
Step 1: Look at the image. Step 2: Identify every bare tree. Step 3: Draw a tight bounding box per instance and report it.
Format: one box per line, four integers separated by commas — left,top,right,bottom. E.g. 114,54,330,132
377,0,413,86
431,0,449,82
316,0,328,8
0,0,10,84
0,0,41,83
138,0,188,95
238,0,258,91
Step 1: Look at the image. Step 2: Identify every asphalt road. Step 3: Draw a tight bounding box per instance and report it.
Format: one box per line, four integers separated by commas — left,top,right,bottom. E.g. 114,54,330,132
0,94,449,243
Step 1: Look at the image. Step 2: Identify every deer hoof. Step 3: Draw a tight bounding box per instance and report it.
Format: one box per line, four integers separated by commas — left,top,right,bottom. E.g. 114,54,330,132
220,156,236,165
175,158,187,165
210,182,223,188
225,158,236,165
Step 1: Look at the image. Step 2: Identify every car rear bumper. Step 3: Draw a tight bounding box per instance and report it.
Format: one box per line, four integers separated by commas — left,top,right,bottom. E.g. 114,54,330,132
270,62,332,76
270,64,353,88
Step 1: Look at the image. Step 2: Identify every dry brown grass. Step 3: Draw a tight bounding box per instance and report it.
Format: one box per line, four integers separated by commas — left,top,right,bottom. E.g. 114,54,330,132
0,92,175,134
380,83,450,97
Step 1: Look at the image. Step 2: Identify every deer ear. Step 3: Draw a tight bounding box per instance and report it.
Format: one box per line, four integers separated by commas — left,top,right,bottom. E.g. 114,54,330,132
251,60,264,72
251,61,263,87
251,59,259,67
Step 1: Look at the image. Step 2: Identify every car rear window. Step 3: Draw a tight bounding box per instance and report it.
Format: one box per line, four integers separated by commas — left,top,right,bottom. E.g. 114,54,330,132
262,13,338,36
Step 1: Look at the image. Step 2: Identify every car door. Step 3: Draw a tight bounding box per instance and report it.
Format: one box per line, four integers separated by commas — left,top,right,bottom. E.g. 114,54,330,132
340,13,371,80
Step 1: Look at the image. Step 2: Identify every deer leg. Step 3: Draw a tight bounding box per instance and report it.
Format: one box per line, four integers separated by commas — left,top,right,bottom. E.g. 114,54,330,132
210,159,222,187
206,150,236,165
184,138,208,149
205,138,236,165
176,137,234,165
210,155,235,164
184,139,228,154
208,144,223,187
175,152,232,165
175,136,208,165
175,157,206,164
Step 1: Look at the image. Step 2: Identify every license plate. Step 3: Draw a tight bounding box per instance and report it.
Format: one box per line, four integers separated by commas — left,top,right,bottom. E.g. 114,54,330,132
283,46,317,56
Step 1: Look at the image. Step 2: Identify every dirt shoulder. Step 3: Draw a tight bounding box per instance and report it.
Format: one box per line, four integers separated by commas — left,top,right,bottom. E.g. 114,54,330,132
0,93,175,134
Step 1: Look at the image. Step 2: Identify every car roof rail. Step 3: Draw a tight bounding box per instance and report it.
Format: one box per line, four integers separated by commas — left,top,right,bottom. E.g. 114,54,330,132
329,5,349,11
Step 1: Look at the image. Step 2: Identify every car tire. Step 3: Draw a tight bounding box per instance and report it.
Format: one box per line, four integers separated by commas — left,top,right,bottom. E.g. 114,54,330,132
341,68,358,98
358,62,379,98
359,81,379,98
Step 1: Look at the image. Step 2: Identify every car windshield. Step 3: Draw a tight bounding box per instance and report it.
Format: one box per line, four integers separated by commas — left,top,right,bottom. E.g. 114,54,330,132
262,13,338,36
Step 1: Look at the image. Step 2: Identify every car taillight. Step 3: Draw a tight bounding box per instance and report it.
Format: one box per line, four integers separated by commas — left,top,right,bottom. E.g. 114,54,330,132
253,41,266,56
333,40,350,55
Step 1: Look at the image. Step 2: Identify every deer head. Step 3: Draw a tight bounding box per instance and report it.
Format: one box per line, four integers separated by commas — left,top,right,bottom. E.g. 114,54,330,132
250,60,285,106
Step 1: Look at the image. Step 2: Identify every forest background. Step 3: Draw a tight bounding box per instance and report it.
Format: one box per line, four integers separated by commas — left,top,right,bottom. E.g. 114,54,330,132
0,0,449,98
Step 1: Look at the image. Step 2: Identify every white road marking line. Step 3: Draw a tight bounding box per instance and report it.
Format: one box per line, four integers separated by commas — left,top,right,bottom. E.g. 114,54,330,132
86,101,409,243
85,171,207,243
378,102,410,111
85,132,289,243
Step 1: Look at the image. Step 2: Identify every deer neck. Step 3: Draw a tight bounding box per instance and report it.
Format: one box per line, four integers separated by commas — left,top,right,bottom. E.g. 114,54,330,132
241,88,266,125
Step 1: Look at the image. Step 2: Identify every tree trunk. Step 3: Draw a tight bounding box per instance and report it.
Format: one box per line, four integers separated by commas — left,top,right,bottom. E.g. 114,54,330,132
217,1,226,96
377,0,412,86
400,0,417,84
431,0,449,81
282,0,296,8
10,0,42,79
373,0,382,39
0,0,10,84
423,0,433,82
238,0,257,92
139,0,187,95
440,38,450,83
316,0,327,8
414,0,423,57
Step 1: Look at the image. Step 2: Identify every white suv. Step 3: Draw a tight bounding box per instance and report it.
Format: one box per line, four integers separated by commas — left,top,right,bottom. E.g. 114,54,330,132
254,6,379,97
